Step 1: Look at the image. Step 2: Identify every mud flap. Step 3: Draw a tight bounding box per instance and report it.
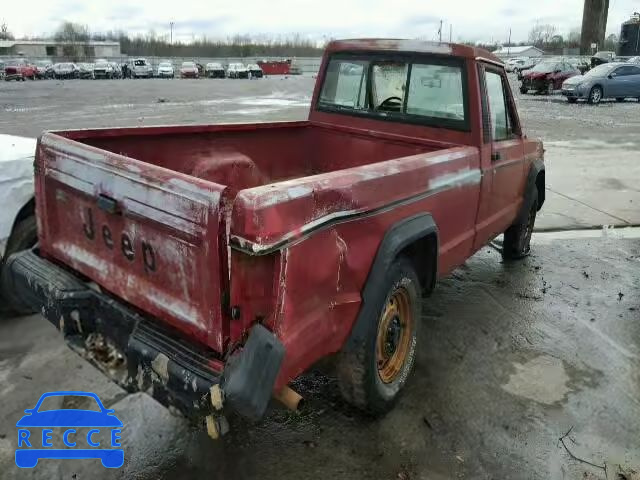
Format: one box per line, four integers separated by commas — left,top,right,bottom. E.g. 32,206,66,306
222,324,285,421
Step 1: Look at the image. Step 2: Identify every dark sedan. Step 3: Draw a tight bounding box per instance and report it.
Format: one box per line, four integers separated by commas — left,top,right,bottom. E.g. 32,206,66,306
520,60,581,94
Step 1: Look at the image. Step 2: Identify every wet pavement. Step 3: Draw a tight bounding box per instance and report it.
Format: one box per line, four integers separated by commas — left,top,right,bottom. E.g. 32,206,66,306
1,228,638,479
1,75,639,479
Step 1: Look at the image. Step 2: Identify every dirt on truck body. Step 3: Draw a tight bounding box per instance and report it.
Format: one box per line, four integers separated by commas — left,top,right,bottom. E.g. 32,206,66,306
2,39,545,434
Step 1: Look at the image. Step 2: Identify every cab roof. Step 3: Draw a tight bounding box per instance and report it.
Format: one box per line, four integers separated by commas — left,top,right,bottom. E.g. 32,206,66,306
325,38,502,65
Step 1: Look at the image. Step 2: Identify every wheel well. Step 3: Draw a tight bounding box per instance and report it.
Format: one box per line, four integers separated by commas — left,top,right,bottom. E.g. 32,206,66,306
11,198,35,233
398,233,438,294
535,171,545,210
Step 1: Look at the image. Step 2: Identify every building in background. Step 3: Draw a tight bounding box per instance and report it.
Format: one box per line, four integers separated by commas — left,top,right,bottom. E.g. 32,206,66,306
0,40,121,59
492,45,545,58
619,13,640,56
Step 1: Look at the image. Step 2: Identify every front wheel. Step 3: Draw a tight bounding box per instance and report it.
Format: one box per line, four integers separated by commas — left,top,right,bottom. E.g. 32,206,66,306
520,85,528,94
337,257,420,415
502,190,538,260
616,97,624,103
588,86,603,105
567,97,577,104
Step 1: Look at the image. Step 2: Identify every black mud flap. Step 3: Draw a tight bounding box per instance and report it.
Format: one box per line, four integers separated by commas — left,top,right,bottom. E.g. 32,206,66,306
222,324,285,421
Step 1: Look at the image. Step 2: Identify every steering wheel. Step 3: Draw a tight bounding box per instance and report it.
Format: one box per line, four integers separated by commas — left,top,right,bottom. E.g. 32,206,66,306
377,96,403,111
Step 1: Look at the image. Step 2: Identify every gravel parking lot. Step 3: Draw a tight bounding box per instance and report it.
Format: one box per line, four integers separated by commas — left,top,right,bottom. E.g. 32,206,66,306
1,75,639,480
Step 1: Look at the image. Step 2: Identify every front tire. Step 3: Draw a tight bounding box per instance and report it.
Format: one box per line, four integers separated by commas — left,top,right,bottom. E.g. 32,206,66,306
567,98,577,104
546,81,554,95
503,190,538,260
337,257,420,415
588,86,603,105
520,85,528,94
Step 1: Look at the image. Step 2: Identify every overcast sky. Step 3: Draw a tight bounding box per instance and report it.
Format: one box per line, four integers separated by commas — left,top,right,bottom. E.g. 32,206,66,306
4,0,639,43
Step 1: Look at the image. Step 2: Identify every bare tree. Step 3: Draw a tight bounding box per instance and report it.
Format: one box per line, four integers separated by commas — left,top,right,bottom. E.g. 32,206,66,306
528,21,558,47
0,21,15,40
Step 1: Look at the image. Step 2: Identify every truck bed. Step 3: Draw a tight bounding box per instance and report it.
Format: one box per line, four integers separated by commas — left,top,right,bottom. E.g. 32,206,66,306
61,122,445,191
37,122,477,354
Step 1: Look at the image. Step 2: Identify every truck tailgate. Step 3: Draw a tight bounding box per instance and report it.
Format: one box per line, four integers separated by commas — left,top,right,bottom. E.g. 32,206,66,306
35,133,229,353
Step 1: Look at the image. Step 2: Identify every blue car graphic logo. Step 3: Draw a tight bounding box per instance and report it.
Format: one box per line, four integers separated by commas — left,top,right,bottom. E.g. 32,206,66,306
15,391,124,468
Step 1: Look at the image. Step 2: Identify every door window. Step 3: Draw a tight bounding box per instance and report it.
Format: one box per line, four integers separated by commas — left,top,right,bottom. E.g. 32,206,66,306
485,71,510,141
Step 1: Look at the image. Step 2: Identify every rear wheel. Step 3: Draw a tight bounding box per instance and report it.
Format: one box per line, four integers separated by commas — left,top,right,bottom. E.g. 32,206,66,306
503,190,538,260
588,86,603,105
337,257,420,415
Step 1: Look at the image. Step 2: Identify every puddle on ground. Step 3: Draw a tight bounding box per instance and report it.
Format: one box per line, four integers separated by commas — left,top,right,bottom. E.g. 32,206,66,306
502,355,571,405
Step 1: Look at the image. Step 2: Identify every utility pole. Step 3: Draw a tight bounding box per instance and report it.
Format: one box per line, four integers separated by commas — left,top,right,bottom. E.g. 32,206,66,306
170,21,174,45
508,28,511,56
438,20,443,42
449,24,452,43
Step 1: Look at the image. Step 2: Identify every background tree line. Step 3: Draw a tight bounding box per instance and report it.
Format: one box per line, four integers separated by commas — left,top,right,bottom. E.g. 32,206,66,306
47,21,325,57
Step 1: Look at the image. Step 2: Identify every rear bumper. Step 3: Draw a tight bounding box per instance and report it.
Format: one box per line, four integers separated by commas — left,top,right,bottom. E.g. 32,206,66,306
3,250,285,422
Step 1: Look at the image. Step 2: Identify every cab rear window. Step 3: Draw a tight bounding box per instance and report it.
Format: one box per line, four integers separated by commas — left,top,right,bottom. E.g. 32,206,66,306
317,53,469,130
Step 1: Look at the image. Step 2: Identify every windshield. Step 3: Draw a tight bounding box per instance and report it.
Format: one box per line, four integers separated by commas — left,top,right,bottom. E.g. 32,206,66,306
159,62,172,68
182,62,195,67
134,60,147,66
6,59,24,66
531,62,557,73
318,54,468,129
584,63,618,78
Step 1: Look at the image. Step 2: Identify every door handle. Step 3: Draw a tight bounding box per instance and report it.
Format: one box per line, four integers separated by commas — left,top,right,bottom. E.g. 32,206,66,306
491,152,502,161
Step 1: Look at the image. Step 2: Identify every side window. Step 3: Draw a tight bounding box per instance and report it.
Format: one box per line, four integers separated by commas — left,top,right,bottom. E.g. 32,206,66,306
485,71,509,141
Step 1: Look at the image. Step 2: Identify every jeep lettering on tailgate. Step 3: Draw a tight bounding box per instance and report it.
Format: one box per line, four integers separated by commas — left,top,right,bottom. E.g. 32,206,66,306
82,206,156,272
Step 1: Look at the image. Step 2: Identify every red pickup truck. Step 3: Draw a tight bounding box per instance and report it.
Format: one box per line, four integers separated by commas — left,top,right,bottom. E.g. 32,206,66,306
3,40,544,435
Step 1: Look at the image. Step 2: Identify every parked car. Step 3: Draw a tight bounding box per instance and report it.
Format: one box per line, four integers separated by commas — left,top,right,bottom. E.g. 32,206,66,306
196,63,205,77
34,60,54,79
227,62,249,78
53,63,79,80
110,62,123,79
180,61,199,78
0,61,4,80
505,57,528,73
156,61,175,78
628,56,640,64
591,51,616,68
205,62,225,78
0,135,37,315
247,63,264,78
4,59,36,81
93,59,115,79
78,63,95,79
520,60,580,94
561,62,640,104
4,39,545,434
132,58,153,78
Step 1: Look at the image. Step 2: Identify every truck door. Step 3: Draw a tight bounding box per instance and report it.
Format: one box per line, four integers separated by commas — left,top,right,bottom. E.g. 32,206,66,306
474,63,525,249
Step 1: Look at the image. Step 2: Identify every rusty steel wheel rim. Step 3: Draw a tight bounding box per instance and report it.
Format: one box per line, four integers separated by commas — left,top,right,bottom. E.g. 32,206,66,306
376,287,413,384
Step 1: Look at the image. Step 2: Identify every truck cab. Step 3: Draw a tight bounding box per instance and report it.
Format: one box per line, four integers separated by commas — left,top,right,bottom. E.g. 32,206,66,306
4,39,544,434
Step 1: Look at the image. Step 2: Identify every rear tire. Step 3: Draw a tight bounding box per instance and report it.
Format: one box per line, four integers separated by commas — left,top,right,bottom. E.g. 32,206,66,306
337,257,420,415
1,215,38,316
502,190,538,260
546,81,554,95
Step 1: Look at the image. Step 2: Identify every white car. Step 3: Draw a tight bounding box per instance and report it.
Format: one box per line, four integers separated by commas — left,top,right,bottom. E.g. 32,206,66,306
156,61,175,78
205,62,225,78
132,58,153,78
227,63,249,79
0,135,37,314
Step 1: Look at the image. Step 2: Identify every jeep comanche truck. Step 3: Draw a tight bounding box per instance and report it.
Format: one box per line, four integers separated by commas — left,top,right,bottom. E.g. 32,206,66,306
3,39,544,435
